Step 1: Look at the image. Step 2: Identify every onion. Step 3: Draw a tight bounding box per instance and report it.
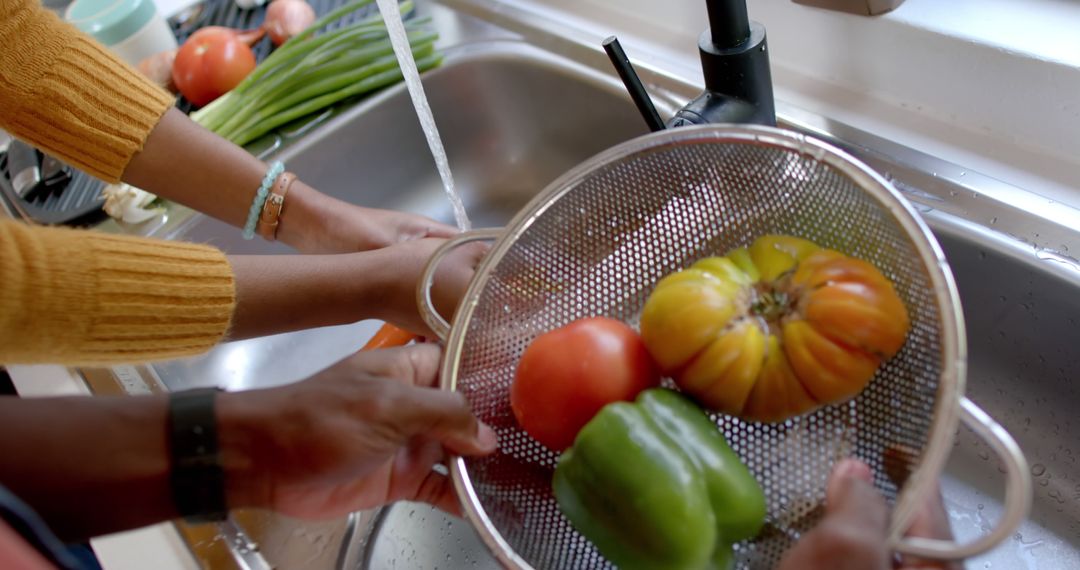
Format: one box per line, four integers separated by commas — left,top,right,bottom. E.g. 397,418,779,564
190,25,266,46
137,49,178,92
264,0,316,46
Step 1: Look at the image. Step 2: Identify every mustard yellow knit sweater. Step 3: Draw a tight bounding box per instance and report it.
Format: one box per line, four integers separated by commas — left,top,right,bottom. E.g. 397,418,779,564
0,0,235,365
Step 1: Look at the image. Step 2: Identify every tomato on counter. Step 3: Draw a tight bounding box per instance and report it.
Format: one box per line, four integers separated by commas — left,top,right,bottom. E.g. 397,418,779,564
510,317,660,451
640,235,910,422
172,27,258,106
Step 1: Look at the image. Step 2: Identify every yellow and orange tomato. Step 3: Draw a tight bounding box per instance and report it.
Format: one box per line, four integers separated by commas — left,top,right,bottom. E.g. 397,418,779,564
640,235,910,422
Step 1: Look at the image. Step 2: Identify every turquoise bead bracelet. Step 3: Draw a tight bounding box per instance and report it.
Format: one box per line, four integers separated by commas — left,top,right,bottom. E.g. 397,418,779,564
243,161,284,240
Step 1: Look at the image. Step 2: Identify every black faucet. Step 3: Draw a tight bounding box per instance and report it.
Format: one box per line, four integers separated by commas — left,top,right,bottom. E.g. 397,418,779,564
604,0,776,130
670,0,776,127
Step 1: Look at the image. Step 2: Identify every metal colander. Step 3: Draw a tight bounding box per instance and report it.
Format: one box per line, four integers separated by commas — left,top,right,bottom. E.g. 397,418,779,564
417,125,1030,569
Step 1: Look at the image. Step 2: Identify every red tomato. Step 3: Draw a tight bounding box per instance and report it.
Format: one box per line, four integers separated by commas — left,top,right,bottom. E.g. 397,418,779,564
172,27,257,107
511,317,660,451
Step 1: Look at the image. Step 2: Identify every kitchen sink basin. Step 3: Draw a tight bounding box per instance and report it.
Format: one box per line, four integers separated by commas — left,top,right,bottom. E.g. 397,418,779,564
101,2,1080,569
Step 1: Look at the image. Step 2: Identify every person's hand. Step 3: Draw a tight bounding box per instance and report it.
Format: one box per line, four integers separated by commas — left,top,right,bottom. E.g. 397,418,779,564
778,459,961,570
373,237,489,338
278,183,458,254
342,204,459,251
218,344,497,520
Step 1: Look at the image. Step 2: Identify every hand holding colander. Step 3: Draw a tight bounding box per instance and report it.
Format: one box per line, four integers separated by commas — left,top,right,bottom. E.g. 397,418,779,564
417,125,1031,568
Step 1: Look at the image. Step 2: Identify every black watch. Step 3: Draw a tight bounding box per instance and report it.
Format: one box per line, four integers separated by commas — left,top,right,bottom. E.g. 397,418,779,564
168,387,227,523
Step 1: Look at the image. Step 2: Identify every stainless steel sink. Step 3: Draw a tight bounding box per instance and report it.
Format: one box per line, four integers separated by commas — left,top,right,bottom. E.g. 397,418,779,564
97,1,1080,568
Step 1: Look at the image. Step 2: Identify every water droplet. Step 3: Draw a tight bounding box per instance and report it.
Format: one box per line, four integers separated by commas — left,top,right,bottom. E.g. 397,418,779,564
979,451,990,460
978,503,985,510
990,216,998,224
1032,464,1046,476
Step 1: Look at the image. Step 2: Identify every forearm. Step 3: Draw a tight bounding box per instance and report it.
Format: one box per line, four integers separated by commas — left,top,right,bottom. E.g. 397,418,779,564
122,108,345,252
0,396,174,541
122,108,269,229
227,249,399,340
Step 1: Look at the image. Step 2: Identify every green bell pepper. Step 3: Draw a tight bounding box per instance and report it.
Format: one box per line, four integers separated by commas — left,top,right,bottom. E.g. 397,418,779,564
553,388,766,570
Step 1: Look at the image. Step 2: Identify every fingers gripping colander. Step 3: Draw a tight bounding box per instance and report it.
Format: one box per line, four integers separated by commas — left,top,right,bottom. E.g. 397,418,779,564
418,125,1031,568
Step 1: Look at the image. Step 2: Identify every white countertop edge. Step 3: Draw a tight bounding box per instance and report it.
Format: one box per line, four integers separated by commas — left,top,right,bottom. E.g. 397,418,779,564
7,365,88,398
90,525,201,570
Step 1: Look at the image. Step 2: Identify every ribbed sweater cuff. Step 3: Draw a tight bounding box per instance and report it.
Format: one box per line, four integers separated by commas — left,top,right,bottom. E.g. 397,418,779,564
0,223,235,366
4,8,174,182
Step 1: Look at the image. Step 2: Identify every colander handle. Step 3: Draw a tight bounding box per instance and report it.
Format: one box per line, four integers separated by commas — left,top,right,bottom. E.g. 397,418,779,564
891,396,1032,560
417,228,502,341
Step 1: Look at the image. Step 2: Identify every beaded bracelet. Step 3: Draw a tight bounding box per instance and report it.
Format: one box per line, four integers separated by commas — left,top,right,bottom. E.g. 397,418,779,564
243,161,285,240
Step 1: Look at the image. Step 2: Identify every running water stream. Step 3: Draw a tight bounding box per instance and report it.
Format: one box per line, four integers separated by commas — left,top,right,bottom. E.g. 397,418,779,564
375,0,472,231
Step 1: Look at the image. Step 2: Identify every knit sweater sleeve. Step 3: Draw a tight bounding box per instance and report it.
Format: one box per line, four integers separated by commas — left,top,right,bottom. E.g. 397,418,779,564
0,0,175,183
0,221,235,366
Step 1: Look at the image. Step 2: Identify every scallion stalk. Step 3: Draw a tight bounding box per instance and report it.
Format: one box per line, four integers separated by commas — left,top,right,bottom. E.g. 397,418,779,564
191,0,440,148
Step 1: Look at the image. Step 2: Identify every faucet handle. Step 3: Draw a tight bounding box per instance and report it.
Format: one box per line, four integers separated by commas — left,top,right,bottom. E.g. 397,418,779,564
602,37,666,133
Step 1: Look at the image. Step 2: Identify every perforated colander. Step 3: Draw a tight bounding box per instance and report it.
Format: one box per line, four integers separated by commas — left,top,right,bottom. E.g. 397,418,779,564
417,125,1030,569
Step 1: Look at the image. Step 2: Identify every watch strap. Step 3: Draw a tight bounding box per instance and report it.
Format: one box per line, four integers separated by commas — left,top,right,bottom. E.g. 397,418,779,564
168,387,227,523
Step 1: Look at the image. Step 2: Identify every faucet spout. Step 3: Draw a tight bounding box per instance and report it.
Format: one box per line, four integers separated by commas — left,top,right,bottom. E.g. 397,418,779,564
706,0,750,48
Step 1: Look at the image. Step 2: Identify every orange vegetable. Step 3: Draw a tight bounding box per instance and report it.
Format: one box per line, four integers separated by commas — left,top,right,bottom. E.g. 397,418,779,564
362,324,419,351
640,235,910,422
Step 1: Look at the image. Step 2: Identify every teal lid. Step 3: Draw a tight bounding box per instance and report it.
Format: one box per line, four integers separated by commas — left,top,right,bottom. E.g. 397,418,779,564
65,0,157,47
